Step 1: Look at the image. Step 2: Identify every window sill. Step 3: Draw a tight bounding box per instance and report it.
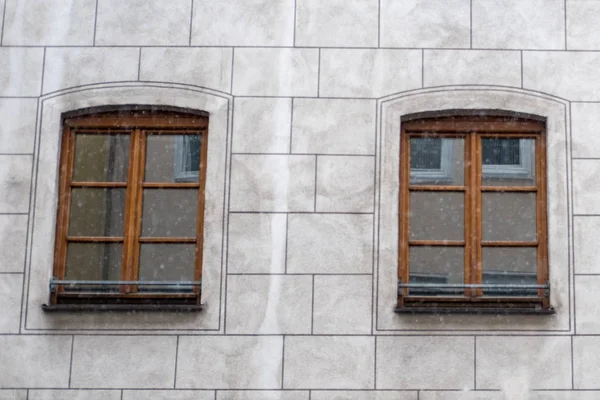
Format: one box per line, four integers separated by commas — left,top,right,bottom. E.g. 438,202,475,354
41,303,204,312
395,305,555,315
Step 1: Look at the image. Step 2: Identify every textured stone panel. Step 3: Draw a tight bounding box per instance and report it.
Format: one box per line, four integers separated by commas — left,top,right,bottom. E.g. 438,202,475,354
0,336,71,388
472,0,564,49
140,48,232,93
284,336,374,389
228,213,287,274
528,393,600,400
233,97,292,154
2,0,95,45
376,336,474,389
291,99,376,155
380,0,470,48
0,215,27,272
71,336,177,388
574,337,600,389
574,216,600,274
313,275,371,334
229,155,315,212
176,336,283,389
316,156,374,212
0,274,22,333
287,214,373,274
43,48,139,94
30,390,121,400
0,391,26,400
96,0,191,45
420,393,502,400
295,0,378,47
0,155,32,213
226,275,312,334
312,392,416,400
124,391,214,400
571,103,600,158
477,336,571,389
232,48,319,96
319,49,421,98
523,52,600,101
191,0,294,46
575,275,600,334
0,99,37,154
0,48,44,96
572,160,600,215
217,391,308,400
567,1,600,50
424,50,521,87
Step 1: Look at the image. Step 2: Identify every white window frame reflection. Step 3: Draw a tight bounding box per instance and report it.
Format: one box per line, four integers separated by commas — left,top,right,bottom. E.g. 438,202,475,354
174,136,200,182
410,139,534,184
409,140,453,184
481,139,533,180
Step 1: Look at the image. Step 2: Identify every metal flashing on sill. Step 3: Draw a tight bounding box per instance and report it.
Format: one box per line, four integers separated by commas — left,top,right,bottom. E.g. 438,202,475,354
49,277,202,292
42,303,204,312
398,282,550,296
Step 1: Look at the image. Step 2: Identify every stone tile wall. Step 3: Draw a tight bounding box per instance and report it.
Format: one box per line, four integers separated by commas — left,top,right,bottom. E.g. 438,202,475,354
1,0,599,398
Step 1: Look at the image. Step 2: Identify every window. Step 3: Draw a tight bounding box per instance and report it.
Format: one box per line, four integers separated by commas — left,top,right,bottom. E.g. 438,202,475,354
47,108,208,310
397,115,551,313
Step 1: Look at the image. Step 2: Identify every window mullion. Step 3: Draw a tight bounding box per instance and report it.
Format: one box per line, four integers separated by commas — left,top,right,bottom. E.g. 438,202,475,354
471,132,483,297
120,128,142,293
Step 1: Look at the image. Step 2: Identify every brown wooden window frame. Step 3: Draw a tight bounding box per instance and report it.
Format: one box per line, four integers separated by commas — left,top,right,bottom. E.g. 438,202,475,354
45,107,208,311
397,115,552,314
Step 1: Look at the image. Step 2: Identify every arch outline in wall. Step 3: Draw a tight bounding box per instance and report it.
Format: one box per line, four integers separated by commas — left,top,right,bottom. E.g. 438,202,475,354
374,86,573,333
23,82,232,333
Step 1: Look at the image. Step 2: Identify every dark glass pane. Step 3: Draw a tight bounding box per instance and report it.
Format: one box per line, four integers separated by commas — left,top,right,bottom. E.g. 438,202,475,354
482,247,538,296
141,189,198,237
68,188,126,237
409,246,464,296
482,138,520,165
481,138,535,186
64,243,122,291
145,134,201,182
138,244,196,291
410,192,464,241
410,138,464,185
72,134,129,182
482,192,536,241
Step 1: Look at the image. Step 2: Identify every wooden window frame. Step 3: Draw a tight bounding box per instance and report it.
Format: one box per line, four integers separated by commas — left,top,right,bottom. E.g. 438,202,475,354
397,115,551,314
47,108,208,310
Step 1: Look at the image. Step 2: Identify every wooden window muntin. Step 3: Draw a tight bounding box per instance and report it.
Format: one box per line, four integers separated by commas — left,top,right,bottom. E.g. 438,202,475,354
51,110,208,306
398,116,549,311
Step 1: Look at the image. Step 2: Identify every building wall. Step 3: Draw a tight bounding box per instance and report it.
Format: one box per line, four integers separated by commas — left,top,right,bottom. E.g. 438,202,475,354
1,0,600,398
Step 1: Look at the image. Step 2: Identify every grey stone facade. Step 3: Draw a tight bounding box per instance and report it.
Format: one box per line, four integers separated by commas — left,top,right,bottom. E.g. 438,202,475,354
0,0,599,398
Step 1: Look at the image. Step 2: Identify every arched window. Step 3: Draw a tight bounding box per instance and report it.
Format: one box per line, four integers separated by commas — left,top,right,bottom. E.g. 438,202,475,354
397,114,551,313
48,107,207,310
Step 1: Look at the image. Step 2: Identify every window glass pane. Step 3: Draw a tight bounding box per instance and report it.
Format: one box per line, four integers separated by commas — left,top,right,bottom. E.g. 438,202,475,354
141,189,198,237
68,188,126,237
482,247,537,296
409,246,464,295
410,138,464,185
145,134,201,183
72,134,129,182
410,192,464,241
138,244,196,290
481,138,535,186
64,243,122,289
482,192,536,241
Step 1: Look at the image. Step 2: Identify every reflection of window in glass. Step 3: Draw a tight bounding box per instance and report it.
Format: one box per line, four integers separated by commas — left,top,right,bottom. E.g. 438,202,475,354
175,135,202,182
46,109,208,310
398,115,550,313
